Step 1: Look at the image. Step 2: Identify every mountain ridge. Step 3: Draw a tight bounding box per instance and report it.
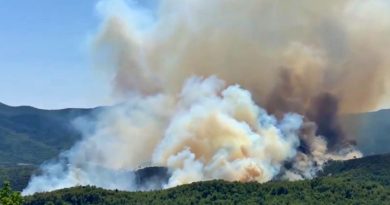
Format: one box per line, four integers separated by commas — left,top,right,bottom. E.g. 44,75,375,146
0,102,100,165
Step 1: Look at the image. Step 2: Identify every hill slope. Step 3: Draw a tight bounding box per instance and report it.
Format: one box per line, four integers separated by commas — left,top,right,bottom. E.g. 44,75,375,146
342,109,390,155
0,103,96,165
23,154,390,205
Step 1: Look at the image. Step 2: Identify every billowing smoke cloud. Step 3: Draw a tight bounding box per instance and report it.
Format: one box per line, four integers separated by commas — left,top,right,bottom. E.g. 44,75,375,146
93,0,390,150
23,76,360,195
23,0,389,195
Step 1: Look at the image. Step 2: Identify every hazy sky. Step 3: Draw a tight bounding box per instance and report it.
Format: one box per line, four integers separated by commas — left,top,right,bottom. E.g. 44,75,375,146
0,0,111,109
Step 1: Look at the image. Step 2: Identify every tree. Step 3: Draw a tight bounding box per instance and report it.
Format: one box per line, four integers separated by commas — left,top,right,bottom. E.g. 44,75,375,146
0,181,23,205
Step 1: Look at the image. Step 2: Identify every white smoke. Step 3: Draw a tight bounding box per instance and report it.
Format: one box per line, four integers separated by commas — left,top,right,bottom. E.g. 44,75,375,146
152,77,302,187
23,93,174,195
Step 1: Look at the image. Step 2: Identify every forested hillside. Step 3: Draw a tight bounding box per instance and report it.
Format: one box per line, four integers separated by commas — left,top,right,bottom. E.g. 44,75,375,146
23,154,390,204
0,102,97,165
0,103,99,190
0,165,36,191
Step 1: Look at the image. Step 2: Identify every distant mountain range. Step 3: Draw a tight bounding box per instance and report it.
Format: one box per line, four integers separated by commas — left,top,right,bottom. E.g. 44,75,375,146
0,102,99,165
0,102,389,166
342,109,390,155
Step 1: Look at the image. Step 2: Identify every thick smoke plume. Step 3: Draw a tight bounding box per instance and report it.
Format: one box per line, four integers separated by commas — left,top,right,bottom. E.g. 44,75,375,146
23,0,390,195
23,76,359,194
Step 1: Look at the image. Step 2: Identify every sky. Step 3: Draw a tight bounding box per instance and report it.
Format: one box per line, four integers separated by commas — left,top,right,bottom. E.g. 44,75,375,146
0,0,112,109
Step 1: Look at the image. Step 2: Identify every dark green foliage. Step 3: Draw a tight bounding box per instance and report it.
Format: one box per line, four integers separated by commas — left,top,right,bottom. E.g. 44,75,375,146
0,181,23,205
23,154,390,205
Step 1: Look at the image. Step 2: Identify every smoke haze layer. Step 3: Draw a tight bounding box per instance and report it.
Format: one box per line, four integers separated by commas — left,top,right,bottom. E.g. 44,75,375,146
23,0,390,195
